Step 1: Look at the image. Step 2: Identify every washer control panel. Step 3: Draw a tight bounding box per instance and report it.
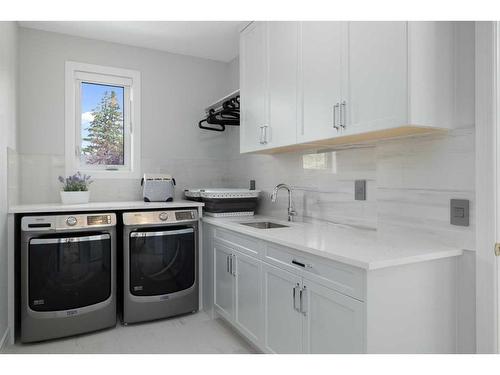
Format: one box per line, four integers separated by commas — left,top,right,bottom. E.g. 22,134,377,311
21,213,117,231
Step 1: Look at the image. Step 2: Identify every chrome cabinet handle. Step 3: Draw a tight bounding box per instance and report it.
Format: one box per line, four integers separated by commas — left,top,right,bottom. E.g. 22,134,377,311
226,255,230,273
333,103,340,130
231,254,236,276
300,286,307,315
229,254,233,275
262,125,268,145
293,283,300,312
340,101,346,129
259,126,264,144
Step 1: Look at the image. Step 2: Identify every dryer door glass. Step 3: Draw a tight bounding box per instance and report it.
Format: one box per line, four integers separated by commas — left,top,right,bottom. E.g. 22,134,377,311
28,233,112,311
129,226,195,296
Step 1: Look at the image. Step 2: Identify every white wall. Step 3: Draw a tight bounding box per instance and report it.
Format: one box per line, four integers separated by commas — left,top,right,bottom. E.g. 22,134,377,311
0,21,18,348
16,27,235,203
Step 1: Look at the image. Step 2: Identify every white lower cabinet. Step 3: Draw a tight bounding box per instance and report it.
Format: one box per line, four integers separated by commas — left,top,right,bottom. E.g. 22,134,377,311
302,280,364,354
262,263,364,354
234,251,262,343
214,239,364,353
213,241,263,347
214,242,235,321
207,224,461,354
262,263,303,353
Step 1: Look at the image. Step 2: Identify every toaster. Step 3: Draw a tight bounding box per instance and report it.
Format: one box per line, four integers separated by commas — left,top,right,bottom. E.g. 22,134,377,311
141,174,176,202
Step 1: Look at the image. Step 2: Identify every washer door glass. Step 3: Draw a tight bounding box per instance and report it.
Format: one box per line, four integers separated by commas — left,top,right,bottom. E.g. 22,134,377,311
28,233,112,311
129,226,195,296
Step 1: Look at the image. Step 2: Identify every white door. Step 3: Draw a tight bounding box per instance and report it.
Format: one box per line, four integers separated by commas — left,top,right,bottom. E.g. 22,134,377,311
299,21,344,143
262,263,303,353
267,21,299,149
240,22,269,153
234,250,263,344
302,279,364,353
343,21,408,135
213,242,234,321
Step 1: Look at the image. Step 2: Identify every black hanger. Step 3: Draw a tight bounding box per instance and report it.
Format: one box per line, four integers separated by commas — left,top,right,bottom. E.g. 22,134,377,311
198,95,240,132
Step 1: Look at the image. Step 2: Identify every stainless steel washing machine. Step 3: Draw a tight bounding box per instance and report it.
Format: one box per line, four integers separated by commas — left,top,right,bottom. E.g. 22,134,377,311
122,209,199,324
20,213,117,342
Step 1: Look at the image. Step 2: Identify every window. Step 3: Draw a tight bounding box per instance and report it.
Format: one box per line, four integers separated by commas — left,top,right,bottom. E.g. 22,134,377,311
65,62,141,178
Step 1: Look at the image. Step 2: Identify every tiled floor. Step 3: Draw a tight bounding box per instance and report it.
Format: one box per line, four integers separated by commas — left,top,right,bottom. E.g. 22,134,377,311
3,312,258,354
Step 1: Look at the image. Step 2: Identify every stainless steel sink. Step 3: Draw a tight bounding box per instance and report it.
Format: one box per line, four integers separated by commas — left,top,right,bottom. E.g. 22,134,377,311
240,221,289,229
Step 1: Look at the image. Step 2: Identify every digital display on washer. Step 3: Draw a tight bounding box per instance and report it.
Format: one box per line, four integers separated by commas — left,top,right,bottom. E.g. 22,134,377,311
175,211,194,221
87,215,111,225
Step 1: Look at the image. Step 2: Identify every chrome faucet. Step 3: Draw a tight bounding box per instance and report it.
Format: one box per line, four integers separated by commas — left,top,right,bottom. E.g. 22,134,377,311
271,183,297,222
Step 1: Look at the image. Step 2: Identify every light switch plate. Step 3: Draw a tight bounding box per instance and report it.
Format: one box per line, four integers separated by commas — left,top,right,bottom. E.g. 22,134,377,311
450,199,469,226
355,180,366,201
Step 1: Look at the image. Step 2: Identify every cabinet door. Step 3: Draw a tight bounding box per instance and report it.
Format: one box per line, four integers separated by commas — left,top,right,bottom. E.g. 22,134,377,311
213,242,234,322
267,21,299,149
234,250,263,344
240,22,269,153
299,21,344,143
302,279,364,353
262,263,303,353
343,21,407,134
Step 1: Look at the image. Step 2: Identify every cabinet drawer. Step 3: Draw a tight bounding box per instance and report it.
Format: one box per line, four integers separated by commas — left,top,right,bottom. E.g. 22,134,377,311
214,228,264,258
264,243,365,301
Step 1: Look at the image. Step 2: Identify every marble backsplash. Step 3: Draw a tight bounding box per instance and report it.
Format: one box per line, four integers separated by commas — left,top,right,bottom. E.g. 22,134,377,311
8,127,475,250
223,127,475,250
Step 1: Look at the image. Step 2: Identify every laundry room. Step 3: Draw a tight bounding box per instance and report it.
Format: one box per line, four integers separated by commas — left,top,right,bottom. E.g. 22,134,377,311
1,0,500,373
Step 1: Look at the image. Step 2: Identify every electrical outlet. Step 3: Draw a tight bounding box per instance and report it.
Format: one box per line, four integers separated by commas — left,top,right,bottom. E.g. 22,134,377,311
355,180,366,201
450,199,469,226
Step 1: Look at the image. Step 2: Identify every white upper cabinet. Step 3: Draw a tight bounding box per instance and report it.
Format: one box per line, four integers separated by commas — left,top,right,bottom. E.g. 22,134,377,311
239,21,474,153
268,21,299,148
343,21,408,135
240,22,269,153
407,21,454,128
299,22,344,143
240,21,299,152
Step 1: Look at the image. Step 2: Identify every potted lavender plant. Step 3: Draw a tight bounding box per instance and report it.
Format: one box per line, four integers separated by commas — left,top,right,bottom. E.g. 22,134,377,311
58,172,93,204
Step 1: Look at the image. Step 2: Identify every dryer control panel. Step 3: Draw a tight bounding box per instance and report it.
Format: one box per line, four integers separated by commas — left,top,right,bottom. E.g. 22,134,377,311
123,209,198,226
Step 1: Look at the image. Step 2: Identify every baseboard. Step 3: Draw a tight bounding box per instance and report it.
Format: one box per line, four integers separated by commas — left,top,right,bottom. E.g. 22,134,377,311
0,327,10,352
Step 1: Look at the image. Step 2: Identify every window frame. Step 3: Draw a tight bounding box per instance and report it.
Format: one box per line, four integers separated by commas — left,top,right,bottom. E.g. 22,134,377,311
65,61,141,179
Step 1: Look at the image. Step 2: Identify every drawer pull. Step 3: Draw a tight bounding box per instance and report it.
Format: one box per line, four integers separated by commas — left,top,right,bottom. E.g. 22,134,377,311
292,259,312,269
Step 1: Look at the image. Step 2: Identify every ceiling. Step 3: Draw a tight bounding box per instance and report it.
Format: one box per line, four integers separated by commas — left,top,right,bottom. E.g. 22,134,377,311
19,21,246,62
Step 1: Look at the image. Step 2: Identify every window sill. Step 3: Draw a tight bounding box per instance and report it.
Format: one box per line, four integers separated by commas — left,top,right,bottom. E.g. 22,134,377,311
65,168,142,180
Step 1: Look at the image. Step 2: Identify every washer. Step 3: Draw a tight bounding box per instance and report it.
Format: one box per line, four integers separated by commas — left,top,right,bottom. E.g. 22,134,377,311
20,213,117,343
122,209,199,324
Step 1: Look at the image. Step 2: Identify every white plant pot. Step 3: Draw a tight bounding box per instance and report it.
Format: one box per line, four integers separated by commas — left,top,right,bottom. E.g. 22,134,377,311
60,191,90,205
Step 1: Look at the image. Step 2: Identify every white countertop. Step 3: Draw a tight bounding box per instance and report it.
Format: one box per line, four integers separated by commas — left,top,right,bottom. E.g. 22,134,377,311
9,200,204,214
202,215,463,270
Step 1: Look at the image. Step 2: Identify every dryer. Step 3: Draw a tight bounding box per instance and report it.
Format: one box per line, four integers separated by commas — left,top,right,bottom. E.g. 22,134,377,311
122,209,199,324
20,213,117,342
